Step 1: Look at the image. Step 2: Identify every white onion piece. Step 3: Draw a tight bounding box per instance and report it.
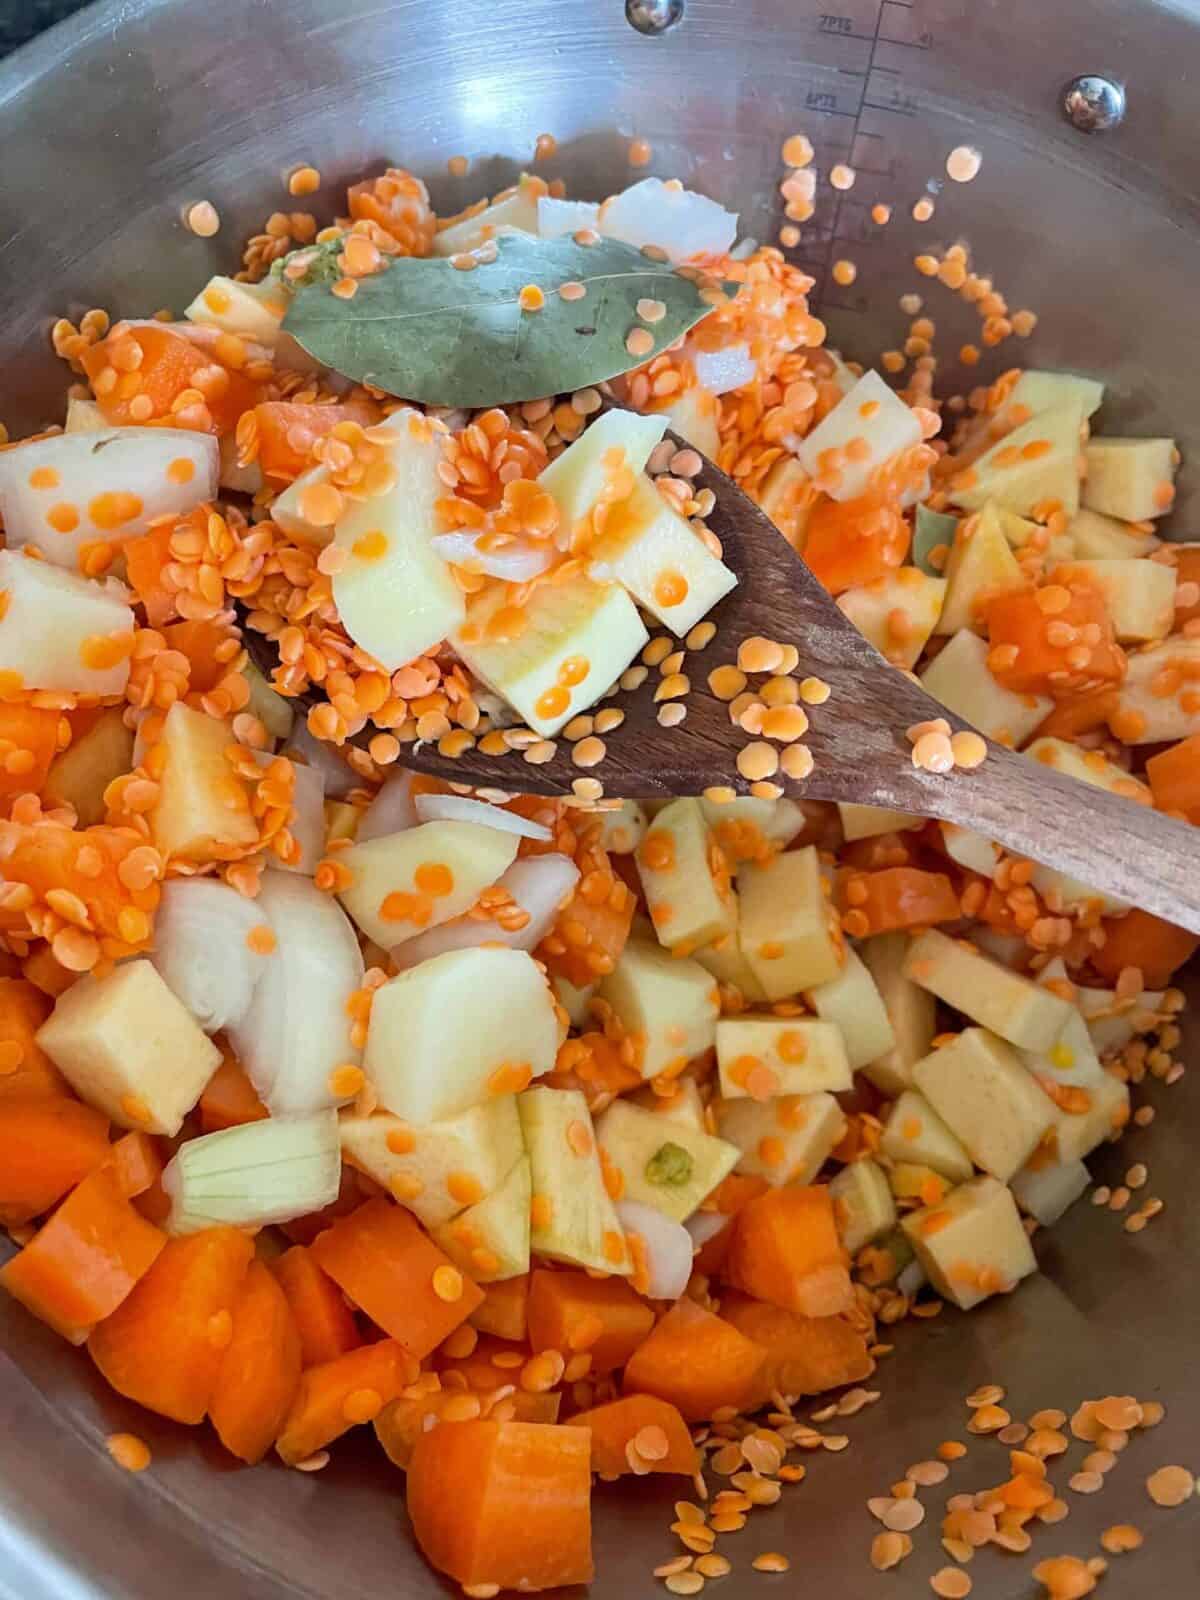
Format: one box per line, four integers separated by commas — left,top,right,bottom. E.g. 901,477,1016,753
228,871,364,1117
391,852,579,971
152,879,270,1034
357,770,424,843
897,1258,928,1299
616,1200,695,1302
598,178,738,263
279,758,326,875
684,1210,731,1251
538,196,601,239
284,721,357,800
430,531,554,583
692,342,757,396
414,792,553,842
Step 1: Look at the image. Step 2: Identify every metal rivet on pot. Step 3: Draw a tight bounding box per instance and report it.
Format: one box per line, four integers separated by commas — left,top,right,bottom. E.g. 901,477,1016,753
1062,74,1126,133
625,0,685,37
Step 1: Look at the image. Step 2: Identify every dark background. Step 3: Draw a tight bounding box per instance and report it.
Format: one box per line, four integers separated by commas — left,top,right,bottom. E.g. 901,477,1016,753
0,0,90,55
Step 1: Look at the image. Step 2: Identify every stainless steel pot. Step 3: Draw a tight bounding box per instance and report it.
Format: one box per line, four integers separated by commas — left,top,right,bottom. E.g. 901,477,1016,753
0,2,1198,1596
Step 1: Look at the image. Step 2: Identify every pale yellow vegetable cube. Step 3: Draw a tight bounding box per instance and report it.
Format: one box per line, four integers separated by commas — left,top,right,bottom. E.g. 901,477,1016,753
664,385,721,460
879,1089,974,1183
905,929,1072,1053
717,1091,847,1187
596,1097,739,1221
692,928,769,1005
838,568,946,667
920,628,1052,746
700,796,808,852
243,659,295,744
797,371,921,503
738,845,844,1000
271,463,337,549
595,939,718,1081
1055,558,1176,642
551,974,595,1029
1083,436,1178,521
951,404,1083,518
151,701,259,862
829,1159,897,1253
913,1028,1056,1183
630,1077,708,1137
37,959,220,1136
1010,1156,1090,1226
1068,507,1157,561
939,823,1002,878
538,408,666,530
1017,1007,1129,1163
1076,983,1164,1058
756,457,817,551
1024,737,1148,915
636,799,736,952
1006,370,1103,420
336,819,518,947
1113,637,1200,743
433,1156,531,1282
520,1087,630,1274
806,946,896,1070
42,708,133,827
0,552,134,697
935,503,1023,635
432,176,541,255
838,802,921,843
64,397,107,433
185,274,287,343
901,1176,1037,1310
596,799,647,855
860,933,937,1096
715,1016,851,1098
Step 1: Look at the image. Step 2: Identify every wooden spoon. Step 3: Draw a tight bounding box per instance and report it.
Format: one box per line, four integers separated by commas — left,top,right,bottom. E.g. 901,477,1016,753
243,432,1200,934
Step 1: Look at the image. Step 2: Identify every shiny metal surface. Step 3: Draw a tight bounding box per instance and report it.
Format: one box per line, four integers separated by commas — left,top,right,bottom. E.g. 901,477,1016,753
1062,73,1128,133
1,1,1199,1596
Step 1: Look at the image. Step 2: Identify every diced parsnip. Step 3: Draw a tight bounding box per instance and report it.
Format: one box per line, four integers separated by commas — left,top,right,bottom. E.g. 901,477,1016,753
330,411,464,671
42,708,133,826
920,627,1052,746
716,1092,847,1187
829,1159,897,1253
663,386,721,461
951,404,1084,518
900,1176,1037,1311
150,702,259,861
37,959,220,1136
1113,637,1200,743
806,946,896,1070
636,799,736,952
700,795,808,852
838,802,921,842
738,846,844,1000
519,1087,631,1274
1010,1155,1090,1226
630,1077,708,1137
595,939,719,1080
905,929,1072,1053
860,934,937,1096
365,948,559,1122
1016,1000,1129,1162
339,1096,524,1228
0,429,217,568
596,1097,739,1222
1007,370,1104,420
590,473,737,636
1024,736,1149,915
454,572,648,738
432,175,542,255
940,823,1002,878
716,1017,851,1098
1068,507,1157,561
537,196,600,238
336,819,518,947
879,1089,974,1183
433,1156,532,1281
243,659,294,744
1054,558,1175,642
692,928,769,1005
163,1111,340,1234
838,568,946,667
1076,984,1164,1057
913,1028,1056,1183
935,503,1023,635
796,371,921,503
0,553,134,697
756,457,817,551
270,463,337,549
1082,436,1178,521
538,408,666,530
184,274,288,344
65,397,107,433
597,178,737,262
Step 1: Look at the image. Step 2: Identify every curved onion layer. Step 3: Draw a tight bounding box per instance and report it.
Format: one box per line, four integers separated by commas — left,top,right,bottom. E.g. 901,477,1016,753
391,853,579,971
692,341,757,396
430,531,554,583
357,771,426,843
151,879,271,1035
284,721,357,800
684,1209,731,1251
617,1199,695,1302
414,792,553,842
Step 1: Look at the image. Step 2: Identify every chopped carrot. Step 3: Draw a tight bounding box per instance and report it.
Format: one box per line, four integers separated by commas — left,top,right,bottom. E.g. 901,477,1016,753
840,829,922,872
725,1185,855,1319
376,1389,562,1471
407,1420,594,1592
623,1298,766,1423
1172,547,1200,629
1035,687,1121,741
539,868,637,989
705,1172,772,1216
210,1260,302,1464
0,822,159,955
310,1198,484,1360
123,519,178,629
272,1244,361,1368
802,493,908,596
103,1131,163,1200
570,1394,698,1477
21,945,80,1000
0,1167,165,1342
275,1338,419,1465
527,1268,654,1376
436,1332,532,1393
198,1048,268,1133
0,705,61,802
1146,733,1200,822
0,977,68,1101
88,1227,255,1423
162,619,238,695
837,865,960,934
985,582,1124,694
719,1293,874,1402
0,1096,111,1227
81,324,210,427
1091,909,1200,989
253,401,378,483
469,1273,530,1344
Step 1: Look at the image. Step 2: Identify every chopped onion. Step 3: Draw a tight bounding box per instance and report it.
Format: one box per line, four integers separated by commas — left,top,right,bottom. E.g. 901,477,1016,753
162,1110,341,1234
391,852,579,970
691,342,757,396
897,1258,927,1299
358,770,426,843
616,1200,695,1301
538,196,601,239
151,879,270,1034
284,720,357,800
228,871,364,1117
254,752,325,874
684,1210,730,1251
414,792,553,841
430,531,554,582
598,178,738,263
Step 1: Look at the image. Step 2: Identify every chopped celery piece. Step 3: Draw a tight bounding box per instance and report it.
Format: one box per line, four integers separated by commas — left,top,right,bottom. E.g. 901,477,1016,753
162,1110,341,1235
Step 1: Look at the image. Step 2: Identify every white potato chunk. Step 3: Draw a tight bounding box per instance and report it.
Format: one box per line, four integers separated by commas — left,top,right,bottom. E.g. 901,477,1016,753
738,845,844,999
913,1028,1056,1183
433,1156,532,1282
905,928,1073,1053
538,407,666,530
65,398,107,434
1016,1005,1130,1163
0,551,133,696
920,628,1052,746
797,371,921,503
935,503,1024,635
838,568,946,667
830,1159,897,1253
184,274,288,343
901,1176,1037,1310
520,1087,630,1274
951,403,1083,518
596,938,718,1081
336,819,518,946
42,708,133,826
806,946,896,1069
716,1091,847,1187
636,799,736,952
838,802,922,843
860,934,937,1096
1006,370,1103,421
1083,436,1178,521
879,1089,974,1183
1068,507,1157,560
432,176,542,255
1010,1155,1090,1226
1054,558,1175,642
1113,637,1200,743
598,178,737,262
596,1097,739,1222
663,386,721,460
150,702,259,861
716,1017,851,1097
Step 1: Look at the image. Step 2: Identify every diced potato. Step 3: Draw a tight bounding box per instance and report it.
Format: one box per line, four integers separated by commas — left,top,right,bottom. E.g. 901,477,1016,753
365,948,559,1122
935,503,1024,635
0,552,134,697
838,802,921,842
433,1156,532,1282
700,796,808,853
888,1163,952,1207
920,628,1052,746
913,1028,1056,1183
1076,984,1164,1057
599,178,738,262
552,974,595,1029
1023,737,1149,915
1016,1007,1129,1163
692,929,769,1005
900,1176,1037,1311
838,568,946,667
1113,637,1200,743
756,457,817,551
336,819,518,947
1006,370,1104,421
539,408,666,530
716,1091,847,1187
715,1017,851,1098
636,799,736,952
829,1159,897,1253
879,1089,974,1183
992,504,1073,561
36,959,220,1136
596,939,719,1080
806,947,896,1070
1010,1155,1090,1226
1069,507,1157,561
738,846,844,1000
590,473,737,636
1054,558,1176,642
339,1097,524,1228
664,386,721,461
596,799,647,855
1083,436,1178,521
185,274,288,343
859,934,937,1096
42,708,133,826
519,1087,631,1274
951,404,1084,518
271,463,337,549
65,397,107,433
596,1097,739,1222
243,659,295,744
905,929,1072,1053
537,196,600,238
454,572,648,738
630,1077,708,1137
939,823,1001,878
432,175,542,255
151,701,259,862
797,371,922,503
